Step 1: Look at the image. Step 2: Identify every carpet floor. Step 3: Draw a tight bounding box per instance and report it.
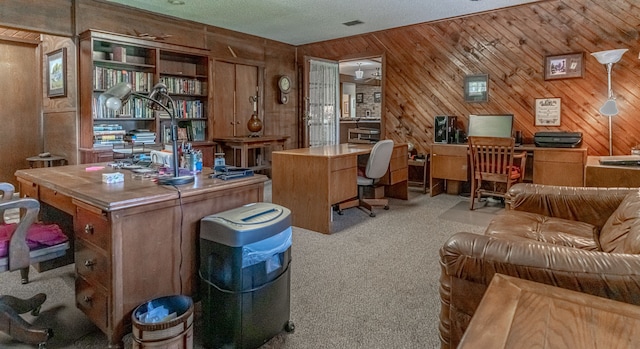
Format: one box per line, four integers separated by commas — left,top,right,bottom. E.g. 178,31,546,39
0,184,497,348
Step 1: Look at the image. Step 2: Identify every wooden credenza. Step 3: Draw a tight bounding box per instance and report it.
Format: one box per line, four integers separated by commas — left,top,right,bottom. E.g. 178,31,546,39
430,144,587,196
15,164,267,348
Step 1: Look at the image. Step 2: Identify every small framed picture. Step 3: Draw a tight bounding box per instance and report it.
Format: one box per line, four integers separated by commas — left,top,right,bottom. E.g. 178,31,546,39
544,52,584,80
535,98,562,126
373,92,381,103
356,93,363,103
464,74,489,103
46,48,67,98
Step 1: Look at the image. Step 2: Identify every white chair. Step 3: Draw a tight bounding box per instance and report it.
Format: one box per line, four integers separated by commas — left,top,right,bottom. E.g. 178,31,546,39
336,140,394,217
0,183,70,347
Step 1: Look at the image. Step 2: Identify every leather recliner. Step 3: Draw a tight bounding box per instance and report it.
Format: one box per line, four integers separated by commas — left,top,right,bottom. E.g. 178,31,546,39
439,183,640,349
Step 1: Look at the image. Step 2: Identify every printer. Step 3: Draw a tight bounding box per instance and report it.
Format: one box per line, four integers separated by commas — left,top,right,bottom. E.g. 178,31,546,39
534,131,582,148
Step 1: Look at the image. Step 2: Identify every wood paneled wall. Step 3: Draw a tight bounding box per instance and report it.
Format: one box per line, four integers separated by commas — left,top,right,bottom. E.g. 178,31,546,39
299,0,640,156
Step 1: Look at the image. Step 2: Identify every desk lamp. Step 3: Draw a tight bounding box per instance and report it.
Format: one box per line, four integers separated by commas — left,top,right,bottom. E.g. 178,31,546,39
100,82,194,185
591,48,628,156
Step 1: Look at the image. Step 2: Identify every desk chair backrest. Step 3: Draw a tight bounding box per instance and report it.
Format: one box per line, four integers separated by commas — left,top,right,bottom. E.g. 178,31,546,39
467,136,526,210
364,140,394,181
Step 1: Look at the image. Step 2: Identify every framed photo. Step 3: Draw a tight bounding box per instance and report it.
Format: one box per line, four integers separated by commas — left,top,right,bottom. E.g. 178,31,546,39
46,48,67,98
464,74,489,103
544,52,584,80
373,92,381,103
356,93,363,103
535,98,562,126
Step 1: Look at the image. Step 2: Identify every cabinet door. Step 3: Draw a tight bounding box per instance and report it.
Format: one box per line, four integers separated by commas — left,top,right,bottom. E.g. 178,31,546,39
213,61,236,137
213,62,259,137
235,64,259,136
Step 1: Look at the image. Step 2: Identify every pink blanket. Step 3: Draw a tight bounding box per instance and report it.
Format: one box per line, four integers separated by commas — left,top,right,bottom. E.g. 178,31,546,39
0,223,68,258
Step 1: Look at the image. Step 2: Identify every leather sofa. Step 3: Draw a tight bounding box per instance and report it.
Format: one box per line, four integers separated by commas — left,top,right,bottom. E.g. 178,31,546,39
439,183,640,349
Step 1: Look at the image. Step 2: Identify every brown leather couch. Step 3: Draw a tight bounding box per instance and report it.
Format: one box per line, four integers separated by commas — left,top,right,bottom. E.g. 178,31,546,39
439,183,640,349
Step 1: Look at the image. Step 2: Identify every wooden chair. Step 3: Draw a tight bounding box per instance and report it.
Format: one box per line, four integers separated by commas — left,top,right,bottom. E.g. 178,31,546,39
335,140,394,217
0,183,70,348
467,136,527,210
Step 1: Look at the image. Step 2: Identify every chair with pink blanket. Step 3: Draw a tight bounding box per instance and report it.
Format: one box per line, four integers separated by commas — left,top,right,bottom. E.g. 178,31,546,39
0,182,69,347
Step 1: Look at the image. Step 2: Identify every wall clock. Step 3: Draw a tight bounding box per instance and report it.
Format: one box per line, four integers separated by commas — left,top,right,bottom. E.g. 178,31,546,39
278,75,291,104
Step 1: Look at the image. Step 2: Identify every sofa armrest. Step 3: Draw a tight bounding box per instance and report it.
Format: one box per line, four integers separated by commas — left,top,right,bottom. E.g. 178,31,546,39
507,183,635,229
439,231,640,349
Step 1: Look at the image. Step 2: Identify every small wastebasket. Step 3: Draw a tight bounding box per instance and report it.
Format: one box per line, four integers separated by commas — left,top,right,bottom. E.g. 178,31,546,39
199,202,294,349
131,295,194,349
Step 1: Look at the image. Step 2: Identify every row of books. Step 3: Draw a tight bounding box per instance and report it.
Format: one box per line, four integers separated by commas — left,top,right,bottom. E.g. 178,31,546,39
163,120,206,143
172,99,204,119
92,95,154,119
160,76,206,95
94,67,153,92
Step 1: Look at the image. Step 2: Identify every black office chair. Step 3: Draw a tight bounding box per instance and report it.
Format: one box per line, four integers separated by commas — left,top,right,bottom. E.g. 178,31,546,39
335,140,395,217
0,183,70,348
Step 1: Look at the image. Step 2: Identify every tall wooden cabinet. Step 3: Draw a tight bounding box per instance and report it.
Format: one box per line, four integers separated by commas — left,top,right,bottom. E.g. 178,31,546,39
212,61,260,138
79,30,214,164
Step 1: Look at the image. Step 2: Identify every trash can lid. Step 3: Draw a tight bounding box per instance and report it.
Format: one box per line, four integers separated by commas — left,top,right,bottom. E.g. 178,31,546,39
200,203,291,246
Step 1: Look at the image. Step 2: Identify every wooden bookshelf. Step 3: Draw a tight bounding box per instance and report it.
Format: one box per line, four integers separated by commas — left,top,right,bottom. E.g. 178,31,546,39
79,30,214,163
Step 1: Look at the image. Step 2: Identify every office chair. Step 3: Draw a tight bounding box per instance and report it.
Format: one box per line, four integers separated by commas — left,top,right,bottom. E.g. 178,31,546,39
0,183,70,348
467,136,527,210
336,139,394,217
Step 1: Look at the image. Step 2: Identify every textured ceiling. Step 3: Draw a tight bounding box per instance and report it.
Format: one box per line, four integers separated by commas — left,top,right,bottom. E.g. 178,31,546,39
105,0,542,45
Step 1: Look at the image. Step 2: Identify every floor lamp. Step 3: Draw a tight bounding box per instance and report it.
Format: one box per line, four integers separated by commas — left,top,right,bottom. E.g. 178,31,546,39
100,82,194,185
591,48,628,156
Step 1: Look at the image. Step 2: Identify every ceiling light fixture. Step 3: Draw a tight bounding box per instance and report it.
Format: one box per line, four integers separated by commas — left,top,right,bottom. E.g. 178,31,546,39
168,0,185,5
591,48,628,156
355,63,364,79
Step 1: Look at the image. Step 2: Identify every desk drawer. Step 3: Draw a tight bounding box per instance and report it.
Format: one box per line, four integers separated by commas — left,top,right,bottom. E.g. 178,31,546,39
17,178,38,199
76,276,109,333
330,156,356,172
40,186,75,216
76,208,110,252
76,240,109,289
533,149,584,163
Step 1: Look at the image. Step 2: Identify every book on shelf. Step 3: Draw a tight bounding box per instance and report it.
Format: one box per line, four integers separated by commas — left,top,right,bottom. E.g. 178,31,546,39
176,120,206,142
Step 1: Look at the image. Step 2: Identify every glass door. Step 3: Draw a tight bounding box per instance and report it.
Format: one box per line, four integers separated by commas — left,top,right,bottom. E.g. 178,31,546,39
303,57,340,147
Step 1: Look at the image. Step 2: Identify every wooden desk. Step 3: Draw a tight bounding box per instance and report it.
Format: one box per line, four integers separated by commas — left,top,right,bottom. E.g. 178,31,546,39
213,135,288,172
459,274,640,348
271,143,408,234
15,164,267,348
430,144,587,196
585,156,640,187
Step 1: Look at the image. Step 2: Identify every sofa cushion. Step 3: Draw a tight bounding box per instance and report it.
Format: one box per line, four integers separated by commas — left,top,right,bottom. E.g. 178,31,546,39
599,190,640,254
484,211,599,250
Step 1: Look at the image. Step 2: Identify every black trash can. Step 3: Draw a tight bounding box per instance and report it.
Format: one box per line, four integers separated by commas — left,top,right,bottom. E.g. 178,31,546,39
199,203,294,349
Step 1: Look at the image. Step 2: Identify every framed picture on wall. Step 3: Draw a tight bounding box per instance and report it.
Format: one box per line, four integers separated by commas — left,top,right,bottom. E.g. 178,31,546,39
373,92,381,103
464,74,489,103
544,52,584,80
535,98,562,126
46,48,67,98
356,93,363,103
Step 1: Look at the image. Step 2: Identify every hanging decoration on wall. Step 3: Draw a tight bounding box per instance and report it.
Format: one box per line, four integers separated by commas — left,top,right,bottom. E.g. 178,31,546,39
464,74,488,103
247,95,263,136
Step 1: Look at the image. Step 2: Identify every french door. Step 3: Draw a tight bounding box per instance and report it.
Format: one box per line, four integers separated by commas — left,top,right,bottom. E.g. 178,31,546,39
302,57,340,147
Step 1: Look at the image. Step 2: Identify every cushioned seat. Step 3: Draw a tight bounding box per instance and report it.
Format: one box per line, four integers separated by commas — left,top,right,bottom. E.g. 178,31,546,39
0,183,69,347
439,183,640,349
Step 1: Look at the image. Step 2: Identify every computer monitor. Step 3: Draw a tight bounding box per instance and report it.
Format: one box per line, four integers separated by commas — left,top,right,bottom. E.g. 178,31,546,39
467,114,514,138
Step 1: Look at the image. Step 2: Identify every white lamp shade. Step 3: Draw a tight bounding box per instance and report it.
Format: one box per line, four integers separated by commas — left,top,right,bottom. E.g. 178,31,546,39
591,49,628,64
355,70,364,79
599,99,619,116
104,97,122,110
